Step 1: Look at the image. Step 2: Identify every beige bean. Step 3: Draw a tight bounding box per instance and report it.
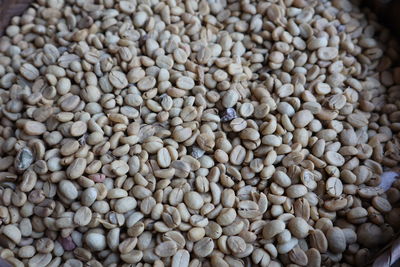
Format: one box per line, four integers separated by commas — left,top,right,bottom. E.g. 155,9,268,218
216,208,236,226
325,177,343,197
325,151,345,166
23,121,46,135
292,110,314,128
157,148,171,168
184,192,204,210
20,63,39,80
3,224,21,244
109,70,128,89
229,145,246,165
288,217,309,239
227,236,246,254
372,196,392,213
70,121,87,136
85,233,106,251
263,220,286,239
317,47,338,60
67,158,87,179
286,185,308,198
114,197,137,213
326,227,346,253
111,160,129,176
309,229,328,253
171,249,190,267
155,241,178,257
176,77,195,90
289,246,308,266
193,237,214,257
59,180,78,200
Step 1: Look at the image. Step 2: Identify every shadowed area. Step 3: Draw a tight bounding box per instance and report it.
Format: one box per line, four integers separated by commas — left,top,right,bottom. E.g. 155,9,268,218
0,0,34,36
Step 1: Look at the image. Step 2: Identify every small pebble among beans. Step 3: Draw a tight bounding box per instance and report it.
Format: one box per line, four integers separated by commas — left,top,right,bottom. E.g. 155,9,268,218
0,0,400,266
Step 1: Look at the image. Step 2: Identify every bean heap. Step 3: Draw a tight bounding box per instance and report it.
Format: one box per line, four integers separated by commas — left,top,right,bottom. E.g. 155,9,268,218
0,0,399,266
